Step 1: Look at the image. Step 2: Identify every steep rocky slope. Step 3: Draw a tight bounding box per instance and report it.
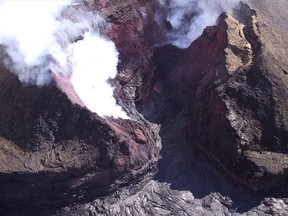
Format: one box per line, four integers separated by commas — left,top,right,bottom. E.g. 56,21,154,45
0,57,160,207
1,0,288,215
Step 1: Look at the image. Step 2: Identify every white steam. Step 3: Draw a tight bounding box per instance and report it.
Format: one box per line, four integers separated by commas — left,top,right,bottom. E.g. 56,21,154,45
70,32,128,119
158,0,240,48
0,0,128,119
0,0,69,85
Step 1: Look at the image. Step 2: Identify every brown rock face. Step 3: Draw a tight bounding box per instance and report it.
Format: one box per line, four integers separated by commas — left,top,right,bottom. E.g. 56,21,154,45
0,0,160,209
140,1,288,192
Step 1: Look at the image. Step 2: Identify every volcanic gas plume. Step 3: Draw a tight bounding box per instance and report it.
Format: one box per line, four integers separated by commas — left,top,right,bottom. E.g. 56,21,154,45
157,0,240,48
0,0,128,119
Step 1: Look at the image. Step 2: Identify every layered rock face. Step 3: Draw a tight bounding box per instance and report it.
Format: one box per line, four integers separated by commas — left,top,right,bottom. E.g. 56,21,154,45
141,1,288,192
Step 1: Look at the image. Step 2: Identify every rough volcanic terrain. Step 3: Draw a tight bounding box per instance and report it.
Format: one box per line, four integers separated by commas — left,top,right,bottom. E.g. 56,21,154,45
1,0,288,215
143,0,288,192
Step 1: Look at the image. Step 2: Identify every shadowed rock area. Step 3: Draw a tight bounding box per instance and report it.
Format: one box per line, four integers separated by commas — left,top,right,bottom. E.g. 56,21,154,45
1,0,288,215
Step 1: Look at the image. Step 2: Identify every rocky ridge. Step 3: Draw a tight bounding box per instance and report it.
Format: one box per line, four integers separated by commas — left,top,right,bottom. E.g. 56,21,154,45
140,1,288,192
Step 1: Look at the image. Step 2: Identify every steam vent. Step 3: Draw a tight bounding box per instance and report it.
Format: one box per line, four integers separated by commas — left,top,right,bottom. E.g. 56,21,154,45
1,0,288,215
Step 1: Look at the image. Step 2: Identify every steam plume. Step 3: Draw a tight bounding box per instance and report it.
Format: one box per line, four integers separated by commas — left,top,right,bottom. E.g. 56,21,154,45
0,0,128,119
157,0,240,48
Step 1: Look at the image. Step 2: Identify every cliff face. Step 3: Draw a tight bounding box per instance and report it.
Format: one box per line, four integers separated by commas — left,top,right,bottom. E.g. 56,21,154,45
1,0,288,215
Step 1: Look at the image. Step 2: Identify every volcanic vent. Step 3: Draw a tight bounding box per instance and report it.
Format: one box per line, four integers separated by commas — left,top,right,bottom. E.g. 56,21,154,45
0,0,160,209
1,0,288,215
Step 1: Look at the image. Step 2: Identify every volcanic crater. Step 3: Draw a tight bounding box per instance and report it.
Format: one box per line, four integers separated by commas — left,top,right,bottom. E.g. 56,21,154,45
1,0,288,215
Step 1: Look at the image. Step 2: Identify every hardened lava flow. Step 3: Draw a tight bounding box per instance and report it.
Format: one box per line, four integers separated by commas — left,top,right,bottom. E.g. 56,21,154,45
1,0,288,216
